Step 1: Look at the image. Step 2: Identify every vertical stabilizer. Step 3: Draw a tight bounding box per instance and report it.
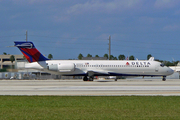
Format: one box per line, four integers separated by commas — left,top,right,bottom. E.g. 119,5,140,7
14,41,49,63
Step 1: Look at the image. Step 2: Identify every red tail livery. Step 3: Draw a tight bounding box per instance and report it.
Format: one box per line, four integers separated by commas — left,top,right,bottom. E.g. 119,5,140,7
14,41,49,63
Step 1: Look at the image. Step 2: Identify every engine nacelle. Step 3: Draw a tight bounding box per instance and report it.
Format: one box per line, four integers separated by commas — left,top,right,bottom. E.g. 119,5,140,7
48,63,75,72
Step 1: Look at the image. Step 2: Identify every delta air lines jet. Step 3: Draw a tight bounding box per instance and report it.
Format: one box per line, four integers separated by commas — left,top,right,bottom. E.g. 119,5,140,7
14,41,174,81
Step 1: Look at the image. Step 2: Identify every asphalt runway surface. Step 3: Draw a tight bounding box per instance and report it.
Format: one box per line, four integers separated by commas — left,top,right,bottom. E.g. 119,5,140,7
0,79,180,96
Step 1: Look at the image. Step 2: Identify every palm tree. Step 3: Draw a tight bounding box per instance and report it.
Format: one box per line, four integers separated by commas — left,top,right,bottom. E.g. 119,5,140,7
78,53,83,60
147,54,152,60
95,55,99,57
103,54,108,60
129,55,135,60
10,55,15,71
48,54,53,60
109,55,114,60
87,54,92,57
118,54,125,60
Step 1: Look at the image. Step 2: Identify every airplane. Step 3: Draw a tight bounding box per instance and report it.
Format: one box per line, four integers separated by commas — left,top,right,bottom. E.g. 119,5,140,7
14,41,174,81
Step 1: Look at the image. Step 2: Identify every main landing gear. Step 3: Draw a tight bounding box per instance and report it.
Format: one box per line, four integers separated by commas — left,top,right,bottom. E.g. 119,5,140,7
83,76,94,81
83,71,94,81
162,76,166,81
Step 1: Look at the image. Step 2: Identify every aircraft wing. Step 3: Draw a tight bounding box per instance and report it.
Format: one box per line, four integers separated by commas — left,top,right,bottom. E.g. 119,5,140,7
87,70,110,76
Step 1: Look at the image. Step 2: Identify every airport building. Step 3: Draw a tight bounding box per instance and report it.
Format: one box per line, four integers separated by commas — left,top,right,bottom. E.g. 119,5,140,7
0,55,24,69
170,62,180,72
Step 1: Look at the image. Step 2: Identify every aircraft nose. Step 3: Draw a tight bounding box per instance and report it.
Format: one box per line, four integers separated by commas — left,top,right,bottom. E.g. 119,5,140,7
167,67,174,75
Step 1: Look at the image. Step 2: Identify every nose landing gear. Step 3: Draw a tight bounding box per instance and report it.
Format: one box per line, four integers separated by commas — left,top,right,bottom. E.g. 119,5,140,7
162,76,166,81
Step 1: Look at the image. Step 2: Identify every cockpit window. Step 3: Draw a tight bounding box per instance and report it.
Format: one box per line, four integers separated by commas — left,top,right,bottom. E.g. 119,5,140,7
160,63,165,67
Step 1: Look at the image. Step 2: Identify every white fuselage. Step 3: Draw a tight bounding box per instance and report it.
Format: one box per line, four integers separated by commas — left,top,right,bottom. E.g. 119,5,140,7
25,60,174,77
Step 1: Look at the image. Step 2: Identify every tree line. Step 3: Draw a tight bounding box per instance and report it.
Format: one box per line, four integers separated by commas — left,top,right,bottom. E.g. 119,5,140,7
78,53,179,66
78,53,151,60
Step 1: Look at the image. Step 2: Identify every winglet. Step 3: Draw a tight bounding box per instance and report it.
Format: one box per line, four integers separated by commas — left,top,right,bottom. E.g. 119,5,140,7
14,41,49,63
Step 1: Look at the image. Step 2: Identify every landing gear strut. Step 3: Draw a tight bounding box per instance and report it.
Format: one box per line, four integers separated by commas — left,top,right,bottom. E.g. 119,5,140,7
162,76,166,81
89,76,94,81
83,71,94,81
115,77,118,81
83,76,94,81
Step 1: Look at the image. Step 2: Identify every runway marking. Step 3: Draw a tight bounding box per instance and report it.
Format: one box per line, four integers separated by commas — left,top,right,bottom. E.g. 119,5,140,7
38,86,180,91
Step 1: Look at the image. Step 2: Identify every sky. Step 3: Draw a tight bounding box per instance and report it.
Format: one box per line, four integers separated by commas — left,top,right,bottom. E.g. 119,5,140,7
0,0,180,61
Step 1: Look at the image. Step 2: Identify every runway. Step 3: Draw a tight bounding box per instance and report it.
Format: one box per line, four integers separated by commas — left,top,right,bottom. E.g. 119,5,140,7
0,79,180,96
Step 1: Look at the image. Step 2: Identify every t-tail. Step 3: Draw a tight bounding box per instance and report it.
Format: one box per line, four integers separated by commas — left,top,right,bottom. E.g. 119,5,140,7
14,41,49,63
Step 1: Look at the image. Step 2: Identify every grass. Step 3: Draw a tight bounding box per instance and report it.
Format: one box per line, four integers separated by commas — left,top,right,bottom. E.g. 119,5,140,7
0,96,180,120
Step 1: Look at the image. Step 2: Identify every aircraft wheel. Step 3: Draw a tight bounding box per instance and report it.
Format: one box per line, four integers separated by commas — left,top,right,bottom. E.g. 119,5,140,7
89,76,94,81
162,76,166,81
83,76,88,81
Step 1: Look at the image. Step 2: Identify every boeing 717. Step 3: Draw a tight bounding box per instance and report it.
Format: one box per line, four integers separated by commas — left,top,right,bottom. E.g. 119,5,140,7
14,41,174,81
